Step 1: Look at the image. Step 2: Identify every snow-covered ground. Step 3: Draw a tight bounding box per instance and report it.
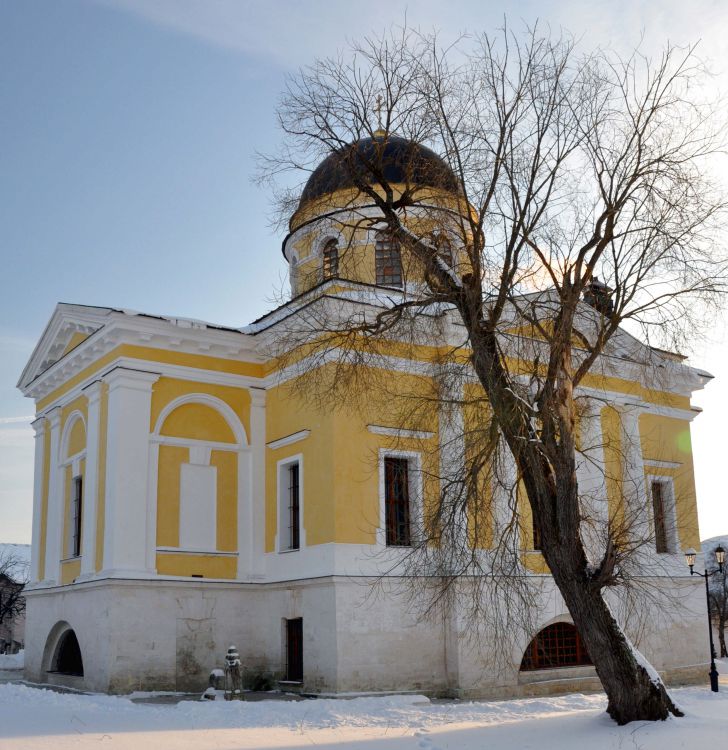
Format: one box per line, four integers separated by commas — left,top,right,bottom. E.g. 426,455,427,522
0,681,727,750
0,649,24,670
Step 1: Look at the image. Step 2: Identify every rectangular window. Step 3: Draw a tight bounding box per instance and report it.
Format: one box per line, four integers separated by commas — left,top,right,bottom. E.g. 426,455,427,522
651,480,669,553
71,476,83,558
286,617,303,682
287,463,300,551
384,457,411,546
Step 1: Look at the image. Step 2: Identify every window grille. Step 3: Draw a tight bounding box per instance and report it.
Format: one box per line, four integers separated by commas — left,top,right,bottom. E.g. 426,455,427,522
375,232,403,287
322,239,338,279
384,457,411,546
72,476,83,558
520,622,592,671
288,463,300,550
651,480,668,553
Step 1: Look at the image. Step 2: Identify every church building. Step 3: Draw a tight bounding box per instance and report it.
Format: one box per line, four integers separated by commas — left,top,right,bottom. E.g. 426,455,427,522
18,134,713,696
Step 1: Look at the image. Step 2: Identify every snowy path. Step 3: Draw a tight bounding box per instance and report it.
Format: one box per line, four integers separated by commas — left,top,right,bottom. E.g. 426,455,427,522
0,683,726,749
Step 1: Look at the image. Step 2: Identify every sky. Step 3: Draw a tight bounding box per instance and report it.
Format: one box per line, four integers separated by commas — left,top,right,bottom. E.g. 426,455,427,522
1,0,727,543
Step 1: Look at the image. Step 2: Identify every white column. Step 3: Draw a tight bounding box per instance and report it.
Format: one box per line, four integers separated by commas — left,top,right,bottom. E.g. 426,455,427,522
576,399,609,563
240,386,266,579
29,416,46,584
101,367,159,576
79,380,103,578
43,407,63,585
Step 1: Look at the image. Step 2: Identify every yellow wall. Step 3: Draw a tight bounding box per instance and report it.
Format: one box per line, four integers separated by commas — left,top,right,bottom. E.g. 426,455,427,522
599,406,625,530
37,344,263,412
155,446,239,555
60,558,81,585
61,458,86,561
156,553,236,578
639,414,700,549
211,450,237,551
152,384,244,577
156,445,188,548
265,365,440,551
151,377,250,442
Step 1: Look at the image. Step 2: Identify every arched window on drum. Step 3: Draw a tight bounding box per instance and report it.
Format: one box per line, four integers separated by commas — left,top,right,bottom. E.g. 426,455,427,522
322,239,339,280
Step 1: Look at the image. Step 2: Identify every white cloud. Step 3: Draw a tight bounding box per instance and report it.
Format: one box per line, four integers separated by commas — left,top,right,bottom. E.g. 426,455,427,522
99,0,728,72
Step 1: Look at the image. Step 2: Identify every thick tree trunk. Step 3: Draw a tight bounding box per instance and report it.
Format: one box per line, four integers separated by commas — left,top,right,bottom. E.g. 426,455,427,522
466,307,682,724
547,556,683,724
719,618,727,658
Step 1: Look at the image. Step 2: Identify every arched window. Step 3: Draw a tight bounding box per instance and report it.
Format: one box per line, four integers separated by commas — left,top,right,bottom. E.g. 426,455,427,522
520,622,591,671
375,231,402,287
322,239,339,279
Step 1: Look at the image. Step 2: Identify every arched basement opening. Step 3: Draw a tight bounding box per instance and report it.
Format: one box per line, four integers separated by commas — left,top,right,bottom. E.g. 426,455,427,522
52,629,84,677
520,621,592,671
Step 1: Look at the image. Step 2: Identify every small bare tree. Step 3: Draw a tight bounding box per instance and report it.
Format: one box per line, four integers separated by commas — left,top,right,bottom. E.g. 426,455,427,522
260,24,727,723
705,540,728,657
0,550,27,643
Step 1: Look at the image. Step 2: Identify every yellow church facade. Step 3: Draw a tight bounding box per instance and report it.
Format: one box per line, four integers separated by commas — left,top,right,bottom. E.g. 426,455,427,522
18,134,713,695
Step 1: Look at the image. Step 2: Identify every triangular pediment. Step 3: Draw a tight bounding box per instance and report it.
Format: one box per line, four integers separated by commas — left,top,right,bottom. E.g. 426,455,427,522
17,303,115,390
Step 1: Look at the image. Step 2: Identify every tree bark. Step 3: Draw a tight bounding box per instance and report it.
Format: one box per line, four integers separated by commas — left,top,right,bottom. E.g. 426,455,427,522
719,617,727,658
465,313,682,724
544,536,683,724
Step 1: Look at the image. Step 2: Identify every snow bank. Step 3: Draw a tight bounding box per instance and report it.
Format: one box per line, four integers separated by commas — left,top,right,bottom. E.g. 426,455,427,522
0,683,607,734
0,649,24,670
0,682,726,749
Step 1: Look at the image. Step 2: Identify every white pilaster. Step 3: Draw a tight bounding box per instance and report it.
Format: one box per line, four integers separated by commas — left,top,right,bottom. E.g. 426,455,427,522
79,380,103,578
43,408,63,584
101,367,159,576
29,416,46,583
493,442,519,552
577,399,609,563
620,405,650,544
438,378,468,558
241,386,265,579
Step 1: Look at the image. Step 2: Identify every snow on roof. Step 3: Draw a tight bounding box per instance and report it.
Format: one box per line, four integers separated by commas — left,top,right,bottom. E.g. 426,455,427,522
0,544,30,582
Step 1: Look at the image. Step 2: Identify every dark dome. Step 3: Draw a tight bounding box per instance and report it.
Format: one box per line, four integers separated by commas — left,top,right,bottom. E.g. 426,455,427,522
297,133,460,209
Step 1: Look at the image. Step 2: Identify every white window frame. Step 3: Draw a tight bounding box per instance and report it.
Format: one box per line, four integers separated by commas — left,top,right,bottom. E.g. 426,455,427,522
276,454,305,553
377,449,423,547
646,475,679,554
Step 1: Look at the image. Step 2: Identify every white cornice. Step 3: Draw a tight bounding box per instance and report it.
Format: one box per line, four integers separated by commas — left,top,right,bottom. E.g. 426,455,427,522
267,429,311,450
20,310,262,402
367,425,435,440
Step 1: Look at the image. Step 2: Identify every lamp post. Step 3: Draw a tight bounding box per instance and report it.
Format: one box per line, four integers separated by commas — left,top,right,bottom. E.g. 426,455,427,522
685,545,725,692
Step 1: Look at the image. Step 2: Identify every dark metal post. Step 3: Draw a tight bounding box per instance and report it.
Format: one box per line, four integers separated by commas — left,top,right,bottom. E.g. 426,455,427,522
704,570,720,692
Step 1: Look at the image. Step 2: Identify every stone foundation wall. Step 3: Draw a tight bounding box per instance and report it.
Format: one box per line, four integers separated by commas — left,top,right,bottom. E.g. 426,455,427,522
23,573,712,697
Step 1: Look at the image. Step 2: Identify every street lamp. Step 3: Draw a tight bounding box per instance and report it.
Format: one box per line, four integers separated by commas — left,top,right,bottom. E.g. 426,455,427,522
685,545,725,692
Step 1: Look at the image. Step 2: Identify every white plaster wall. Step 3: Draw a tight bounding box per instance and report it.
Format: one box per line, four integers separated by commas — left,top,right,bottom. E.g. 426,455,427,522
332,578,447,694
22,573,710,696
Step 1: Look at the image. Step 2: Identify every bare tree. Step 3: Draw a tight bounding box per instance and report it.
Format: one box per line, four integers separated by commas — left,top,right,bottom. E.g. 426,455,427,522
705,539,728,657
259,24,727,724
0,550,27,638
